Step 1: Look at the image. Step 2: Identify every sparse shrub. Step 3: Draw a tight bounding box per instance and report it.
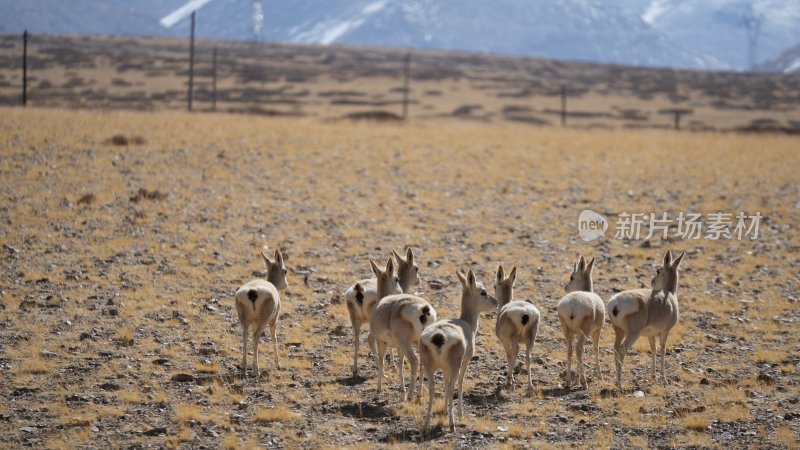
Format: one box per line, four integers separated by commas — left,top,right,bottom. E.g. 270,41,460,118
342,110,402,121
109,134,128,146
76,193,95,205
130,188,167,202
106,134,146,146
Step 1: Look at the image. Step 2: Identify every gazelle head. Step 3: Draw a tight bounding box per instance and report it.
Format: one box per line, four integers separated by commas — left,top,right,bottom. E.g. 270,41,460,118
457,269,498,313
651,250,684,295
261,247,288,291
564,256,594,294
494,265,517,308
392,248,420,293
370,257,402,300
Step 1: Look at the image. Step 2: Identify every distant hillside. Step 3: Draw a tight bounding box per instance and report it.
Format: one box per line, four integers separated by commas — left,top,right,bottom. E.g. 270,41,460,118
1,33,799,137
629,0,800,71
0,0,724,70
4,0,800,71
757,43,800,74
0,1,171,36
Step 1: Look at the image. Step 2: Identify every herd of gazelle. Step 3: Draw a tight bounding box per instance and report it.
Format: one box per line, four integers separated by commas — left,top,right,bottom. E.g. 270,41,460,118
235,246,685,432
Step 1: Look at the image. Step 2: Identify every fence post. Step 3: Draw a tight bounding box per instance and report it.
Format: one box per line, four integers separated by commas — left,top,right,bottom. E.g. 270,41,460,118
22,30,28,107
211,47,217,112
188,11,196,111
658,108,692,131
560,85,567,126
401,52,410,119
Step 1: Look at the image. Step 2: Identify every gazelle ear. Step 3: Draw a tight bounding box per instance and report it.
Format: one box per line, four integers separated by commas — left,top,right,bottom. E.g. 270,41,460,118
274,249,284,265
466,269,476,287
391,249,404,264
508,266,517,285
671,251,685,269
385,257,395,275
572,262,578,273
456,270,467,288
406,248,414,265
578,256,586,272
496,265,505,283
663,250,673,267
585,257,595,275
369,259,382,277
261,247,273,267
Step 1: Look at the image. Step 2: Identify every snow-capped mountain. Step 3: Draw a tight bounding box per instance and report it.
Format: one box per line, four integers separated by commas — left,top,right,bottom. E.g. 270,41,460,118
279,0,725,69
1,0,797,71
627,0,800,70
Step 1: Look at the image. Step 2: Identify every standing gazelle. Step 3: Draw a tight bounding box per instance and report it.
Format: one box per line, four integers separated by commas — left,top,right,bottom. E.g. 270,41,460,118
494,265,541,392
369,257,437,401
234,247,288,378
345,248,420,377
420,270,498,432
608,250,684,389
556,256,605,389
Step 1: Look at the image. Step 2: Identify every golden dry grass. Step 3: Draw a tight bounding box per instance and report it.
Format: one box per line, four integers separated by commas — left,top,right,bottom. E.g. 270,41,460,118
15,357,53,375
174,404,204,423
774,426,800,450
682,413,710,431
0,106,797,448
254,405,301,423
193,362,222,374
752,349,788,364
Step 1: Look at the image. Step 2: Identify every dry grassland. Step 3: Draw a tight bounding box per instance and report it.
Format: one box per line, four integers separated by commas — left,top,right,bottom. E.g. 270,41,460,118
0,107,798,448
1,34,800,134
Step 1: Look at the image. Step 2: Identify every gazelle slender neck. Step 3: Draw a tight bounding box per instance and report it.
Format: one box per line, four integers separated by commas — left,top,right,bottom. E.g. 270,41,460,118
459,295,482,337
377,281,392,301
497,284,513,308
376,275,401,301
399,278,414,294
267,271,282,290
666,271,679,297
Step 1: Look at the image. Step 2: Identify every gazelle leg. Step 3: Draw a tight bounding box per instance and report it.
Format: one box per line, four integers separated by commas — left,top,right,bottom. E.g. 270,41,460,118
613,327,625,389
456,354,471,419
241,323,249,377
576,334,587,388
397,341,417,401
352,320,361,377
525,338,534,391
659,333,669,385
592,327,603,382
375,341,387,399
253,323,268,377
648,336,657,381
424,366,435,434
502,340,516,390
270,321,281,370
565,330,574,389
446,371,457,432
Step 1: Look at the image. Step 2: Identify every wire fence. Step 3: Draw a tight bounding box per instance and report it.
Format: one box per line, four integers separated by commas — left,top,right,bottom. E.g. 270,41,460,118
2,31,799,133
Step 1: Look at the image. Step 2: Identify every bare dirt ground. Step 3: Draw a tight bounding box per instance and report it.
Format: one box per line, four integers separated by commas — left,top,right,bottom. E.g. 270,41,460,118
0,107,798,448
